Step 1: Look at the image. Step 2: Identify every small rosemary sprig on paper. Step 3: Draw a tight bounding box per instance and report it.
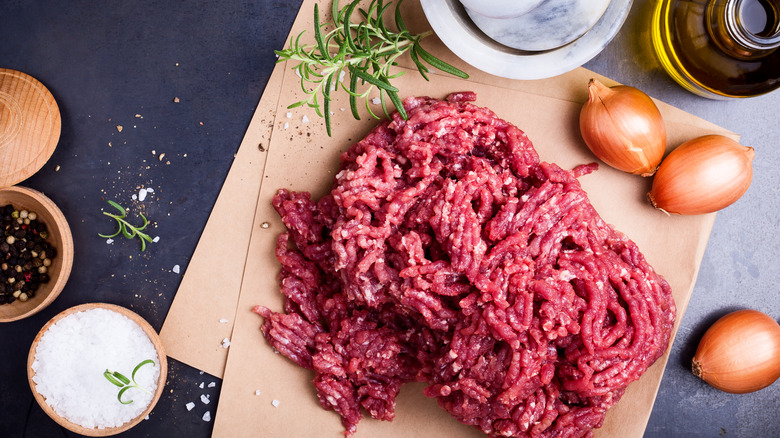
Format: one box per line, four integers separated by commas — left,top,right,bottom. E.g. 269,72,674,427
276,0,468,135
98,200,154,251
103,359,156,405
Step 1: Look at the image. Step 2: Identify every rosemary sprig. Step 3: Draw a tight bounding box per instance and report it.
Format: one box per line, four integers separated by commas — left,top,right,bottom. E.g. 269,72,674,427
276,0,468,136
103,359,156,405
98,200,154,251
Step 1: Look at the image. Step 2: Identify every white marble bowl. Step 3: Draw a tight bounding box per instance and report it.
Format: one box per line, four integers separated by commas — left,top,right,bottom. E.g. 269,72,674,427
421,0,633,80
466,0,613,51
458,0,544,19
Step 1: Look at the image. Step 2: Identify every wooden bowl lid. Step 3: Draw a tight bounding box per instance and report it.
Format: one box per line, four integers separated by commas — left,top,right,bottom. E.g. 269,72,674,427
0,68,61,187
27,303,168,436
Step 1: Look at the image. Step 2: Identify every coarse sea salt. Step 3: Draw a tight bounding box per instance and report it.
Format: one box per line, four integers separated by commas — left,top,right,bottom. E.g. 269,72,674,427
31,308,160,429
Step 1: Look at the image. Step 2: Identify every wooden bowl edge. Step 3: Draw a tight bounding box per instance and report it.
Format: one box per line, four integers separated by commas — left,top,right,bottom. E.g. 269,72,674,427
27,303,167,436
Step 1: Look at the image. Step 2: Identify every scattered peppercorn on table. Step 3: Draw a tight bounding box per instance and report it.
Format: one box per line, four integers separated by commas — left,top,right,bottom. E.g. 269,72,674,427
1,1,779,437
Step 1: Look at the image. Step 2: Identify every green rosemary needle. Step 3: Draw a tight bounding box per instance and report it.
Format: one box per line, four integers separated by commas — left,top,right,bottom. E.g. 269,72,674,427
98,200,155,251
276,0,468,136
103,359,156,405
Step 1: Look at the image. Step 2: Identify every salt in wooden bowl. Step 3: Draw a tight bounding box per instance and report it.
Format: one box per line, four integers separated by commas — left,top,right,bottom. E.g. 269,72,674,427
0,186,74,322
27,303,168,436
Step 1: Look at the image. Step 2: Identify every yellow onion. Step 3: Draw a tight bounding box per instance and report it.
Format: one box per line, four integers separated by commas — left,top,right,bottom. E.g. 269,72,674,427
692,309,780,394
648,135,754,215
579,78,666,176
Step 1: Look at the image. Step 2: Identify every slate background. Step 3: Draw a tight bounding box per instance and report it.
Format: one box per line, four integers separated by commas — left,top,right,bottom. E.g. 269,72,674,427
1,1,778,437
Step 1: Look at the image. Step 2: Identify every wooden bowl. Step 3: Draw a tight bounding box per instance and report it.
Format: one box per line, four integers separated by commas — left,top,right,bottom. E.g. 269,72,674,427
27,303,168,436
0,186,73,322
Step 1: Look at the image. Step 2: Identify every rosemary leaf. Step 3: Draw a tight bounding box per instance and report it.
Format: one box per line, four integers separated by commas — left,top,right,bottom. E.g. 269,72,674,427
413,44,469,79
99,201,156,251
275,0,469,136
118,386,134,405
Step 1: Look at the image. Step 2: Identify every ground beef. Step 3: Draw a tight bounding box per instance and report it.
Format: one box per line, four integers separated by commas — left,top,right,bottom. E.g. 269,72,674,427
254,93,676,438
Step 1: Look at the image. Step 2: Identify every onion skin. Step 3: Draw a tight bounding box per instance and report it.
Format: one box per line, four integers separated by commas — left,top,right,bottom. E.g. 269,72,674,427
579,79,666,176
692,309,780,394
648,135,754,215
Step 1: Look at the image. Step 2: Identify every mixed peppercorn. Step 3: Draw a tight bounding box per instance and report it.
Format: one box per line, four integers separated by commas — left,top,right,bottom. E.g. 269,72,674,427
1,204,56,304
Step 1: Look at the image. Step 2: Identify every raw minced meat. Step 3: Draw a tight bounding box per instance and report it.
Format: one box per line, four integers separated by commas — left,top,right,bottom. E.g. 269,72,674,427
254,93,676,438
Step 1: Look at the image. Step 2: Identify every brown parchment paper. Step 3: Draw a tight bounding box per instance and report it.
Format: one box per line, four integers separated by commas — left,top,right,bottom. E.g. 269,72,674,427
161,0,737,436
159,62,284,378
159,0,733,381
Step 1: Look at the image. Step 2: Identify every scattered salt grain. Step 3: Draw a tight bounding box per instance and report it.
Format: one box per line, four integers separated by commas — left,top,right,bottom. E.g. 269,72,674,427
152,236,160,243
172,265,180,274
131,194,138,201
30,308,160,429
138,188,148,202
286,112,292,118
199,371,204,375
202,411,211,422
272,399,280,407
144,415,149,420
199,382,204,389
220,338,231,349
283,122,289,130
255,390,261,396
302,115,309,124
105,238,114,244
146,188,154,193
372,97,381,105
186,402,195,411
208,382,216,388
201,394,210,405
219,318,229,324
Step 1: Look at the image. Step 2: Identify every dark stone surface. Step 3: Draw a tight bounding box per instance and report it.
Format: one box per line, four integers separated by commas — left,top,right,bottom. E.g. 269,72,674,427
2,1,778,437
0,1,301,437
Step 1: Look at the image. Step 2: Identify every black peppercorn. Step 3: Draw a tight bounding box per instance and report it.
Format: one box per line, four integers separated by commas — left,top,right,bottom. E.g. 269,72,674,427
0,205,56,305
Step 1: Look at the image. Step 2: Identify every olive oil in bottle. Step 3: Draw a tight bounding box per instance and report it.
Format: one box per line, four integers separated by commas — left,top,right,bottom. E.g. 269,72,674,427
652,0,780,98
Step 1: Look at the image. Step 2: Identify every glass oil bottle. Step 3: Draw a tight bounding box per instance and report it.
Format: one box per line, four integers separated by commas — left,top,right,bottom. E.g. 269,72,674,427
652,0,780,98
